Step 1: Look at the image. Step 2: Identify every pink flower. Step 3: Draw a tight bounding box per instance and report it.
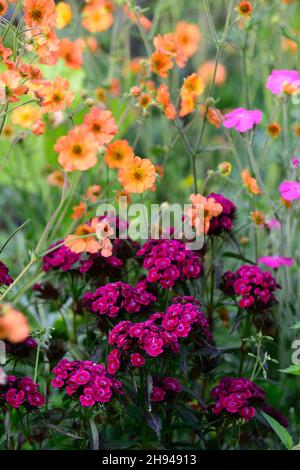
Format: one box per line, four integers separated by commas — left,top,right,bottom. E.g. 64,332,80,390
292,158,299,169
258,256,294,270
279,180,300,201
266,69,300,95
130,353,145,367
223,108,262,133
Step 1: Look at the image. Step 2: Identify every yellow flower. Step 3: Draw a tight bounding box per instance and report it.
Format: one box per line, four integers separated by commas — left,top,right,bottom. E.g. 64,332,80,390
55,2,73,30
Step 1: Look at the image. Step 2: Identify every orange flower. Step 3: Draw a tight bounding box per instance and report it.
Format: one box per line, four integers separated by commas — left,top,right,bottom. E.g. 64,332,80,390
157,84,176,120
150,51,173,78
0,304,30,344
47,169,65,188
0,0,8,16
236,1,253,18
105,140,134,169
198,61,227,87
54,126,99,172
59,38,84,70
116,190,132,205
294,123,300,136
267,122,281,138
0,70,28,103
83,107,118,146
281,36,297,54
179,73,205,117
85,185,101,203
154,33,187,68
32,120,46,135
174,22,201,58
123,5,152,31
200,104,223,128
12,104,41,129
71,201,86,220
27,28,60,66
36,77,74,113
241,169,261,195
82,0,114,33
55,1,73,29
95,219,114,257
65,218,100,254
251,211,265,226
24,0,56,28
118,156,156,194
138,93,153,109
187,194,223,235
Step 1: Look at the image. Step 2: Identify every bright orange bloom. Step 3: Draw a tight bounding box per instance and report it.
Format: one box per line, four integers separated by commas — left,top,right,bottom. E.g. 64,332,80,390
83,107,118,146
59,38,84,69
179,73,205,117
241,169,261,195
29,28,60,65
118,156,156,194
251,211,266,226
47,169,65,188
105,140,134,169
267,122,281,137
24,0,56,28
294,123,300,136
55,1,73,29
187,194,223,235
200,104,223,128
65,218,100,254
0,0,8,16
82,0,114,33
0,304,30,344
0,70,28,103
174,22,201,58
198,61,227,87
157,84,176,120
54,126,99,172
85,185,101,203
36,77,74,113
151,51,173,78
138,93,153,109
32,120,46,135
71,201,86,220
236,1,253,18
123,4,152,31
281,36,297,54
154,33,187,68
12,104,41,129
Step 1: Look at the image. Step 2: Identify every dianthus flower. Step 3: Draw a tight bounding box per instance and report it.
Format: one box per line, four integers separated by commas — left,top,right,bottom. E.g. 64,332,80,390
223,108,262,133
107,297,212,374
0,261,13,287
266,69,300,95
82,281,156,318
43,241,80,272
279,180,300,201
137,239,202,288
220,265,280,312
211,377,265,421
206,193,236,235
51,359,122,407
258,256,294,270
0,375,45,409
151,377,182,402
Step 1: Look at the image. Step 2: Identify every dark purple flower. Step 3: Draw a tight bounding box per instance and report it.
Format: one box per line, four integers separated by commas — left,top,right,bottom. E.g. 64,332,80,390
0,260,13,286
207,193,236,236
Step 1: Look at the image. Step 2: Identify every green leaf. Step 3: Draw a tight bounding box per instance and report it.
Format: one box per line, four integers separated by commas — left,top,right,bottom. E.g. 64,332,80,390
261,411,294,449
291,322,300,329
279,364,300,376
89,418,100,450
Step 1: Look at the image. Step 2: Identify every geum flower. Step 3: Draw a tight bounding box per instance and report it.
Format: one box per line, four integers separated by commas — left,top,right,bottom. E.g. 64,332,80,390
187,193,223,235
118,156,156,193
174,22,201,58
179,73,205,117
54,125,99,172
105,140,134,169
266,69,300,95
153,32,187,68
157,84,176,120
35,77,74,113
83,107,118,146
223,108,262,133
24,0,56,29
0,304,30,344
64,218,101,254
241,169,261,195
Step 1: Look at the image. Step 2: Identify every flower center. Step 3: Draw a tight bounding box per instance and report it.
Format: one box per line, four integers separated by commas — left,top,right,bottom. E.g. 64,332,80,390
72,144,83,156
31,9,43,21
133,168,144,181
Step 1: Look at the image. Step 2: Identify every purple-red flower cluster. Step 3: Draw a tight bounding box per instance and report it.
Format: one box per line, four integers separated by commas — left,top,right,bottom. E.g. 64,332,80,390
107,297,212,374
211,377,265,421
43,241,80,272
207,193,236,235
51,359,123,407
137,240,202,288
221,265,280,311
82,281,156,318
151,377,182,402
0,375,45,409
0,260,13,286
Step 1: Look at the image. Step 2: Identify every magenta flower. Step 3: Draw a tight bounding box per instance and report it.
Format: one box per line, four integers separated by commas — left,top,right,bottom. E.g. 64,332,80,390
279,180,300,201
258,256,294,270
223,108,262,133
266,69,300,95
292,157,299,169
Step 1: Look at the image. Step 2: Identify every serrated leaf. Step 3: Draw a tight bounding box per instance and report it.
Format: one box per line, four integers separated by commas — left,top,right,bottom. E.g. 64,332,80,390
261,411,294,450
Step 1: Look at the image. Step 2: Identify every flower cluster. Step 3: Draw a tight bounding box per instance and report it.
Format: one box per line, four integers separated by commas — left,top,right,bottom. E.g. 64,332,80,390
107,297,212,374
207,193,236,235
0,260,13,287
151,377,182,402
83,281,157,318
211,377,265,421
137,240,202,288
51,359,122,407
43,241,80,273
221,265,280,311
0,375,45,409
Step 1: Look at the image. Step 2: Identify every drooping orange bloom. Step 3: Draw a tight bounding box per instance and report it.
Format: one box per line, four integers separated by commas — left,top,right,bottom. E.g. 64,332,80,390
24,0,56,29
157,84,176,120
0,41,13,67
0,0,8,17
71,201,86,220
54,126,99,172
85,185,101,203
65,218,100,254
12,104,41,129
118,156,156,194
105,140,134,169
35,77,74,113
123,4,152,31
0,70,28,103
154,33,187,68
55,1,73,29
82,0,114,33
150,51,173,78
174,22,201,58
29,28,60,66
0,304,30,344
59,38,84,70
198,61,227,87
179,73,205,117
200,104,223,128
83,107,118,146
241,169,261,195
187,194,223,235
47,169,65,188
